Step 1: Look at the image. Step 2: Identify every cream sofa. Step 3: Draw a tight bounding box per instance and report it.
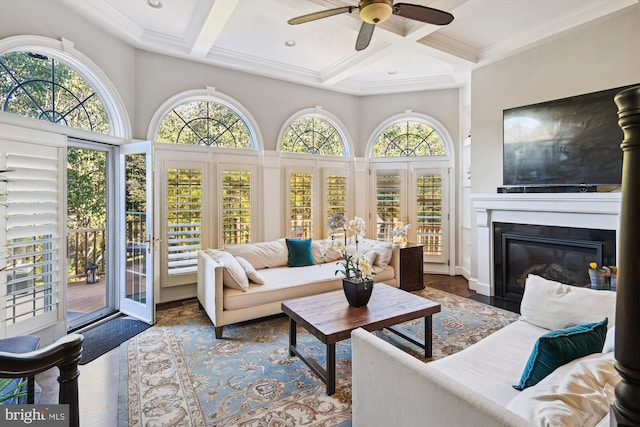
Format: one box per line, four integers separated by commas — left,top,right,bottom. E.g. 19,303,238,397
352,274,618,427
197,238,399,338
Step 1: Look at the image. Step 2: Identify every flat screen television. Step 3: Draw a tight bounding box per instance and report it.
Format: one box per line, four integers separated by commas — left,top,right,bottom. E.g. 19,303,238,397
502,84,636,188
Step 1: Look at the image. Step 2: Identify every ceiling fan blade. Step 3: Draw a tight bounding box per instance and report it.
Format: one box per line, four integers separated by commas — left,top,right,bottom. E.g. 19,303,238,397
288,6,355,25
393,3,454,25
355,22,375,51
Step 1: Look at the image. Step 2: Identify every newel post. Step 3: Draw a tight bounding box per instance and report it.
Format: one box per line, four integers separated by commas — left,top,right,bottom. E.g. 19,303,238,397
612,85,640,426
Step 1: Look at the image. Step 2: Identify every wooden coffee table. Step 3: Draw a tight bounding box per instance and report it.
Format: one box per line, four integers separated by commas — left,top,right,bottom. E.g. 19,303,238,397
281,283,441,395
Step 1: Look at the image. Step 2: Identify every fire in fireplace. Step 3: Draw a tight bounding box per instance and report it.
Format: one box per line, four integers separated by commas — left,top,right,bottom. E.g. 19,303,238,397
493,223,616,303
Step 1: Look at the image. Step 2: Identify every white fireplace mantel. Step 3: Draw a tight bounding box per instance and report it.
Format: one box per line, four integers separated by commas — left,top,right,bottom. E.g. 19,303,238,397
469,192,621,296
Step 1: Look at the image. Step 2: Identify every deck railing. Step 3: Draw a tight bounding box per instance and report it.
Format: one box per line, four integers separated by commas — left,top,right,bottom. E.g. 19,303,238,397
67,228,105,281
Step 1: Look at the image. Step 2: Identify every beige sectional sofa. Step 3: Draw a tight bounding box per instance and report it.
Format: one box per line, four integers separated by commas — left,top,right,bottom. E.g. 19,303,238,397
197,238,399,338
352,274,618,427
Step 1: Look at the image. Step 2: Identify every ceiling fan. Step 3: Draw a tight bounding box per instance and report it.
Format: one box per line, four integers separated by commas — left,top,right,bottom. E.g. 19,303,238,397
288,0,454,51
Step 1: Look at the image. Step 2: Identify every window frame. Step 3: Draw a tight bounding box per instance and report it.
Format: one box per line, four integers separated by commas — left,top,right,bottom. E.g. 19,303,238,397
147,87,263,152
0,35,131,141
277,106,353,157
367,111,452,160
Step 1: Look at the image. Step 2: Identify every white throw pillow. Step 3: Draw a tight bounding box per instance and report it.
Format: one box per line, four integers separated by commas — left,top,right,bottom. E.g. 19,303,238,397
224,239,288,269
235,256,265,285
311,239,342,264
359,248,378,269
603,326,615,353
520,274,617,331
359,238,394,267
506,352,619,427
206,249,249,291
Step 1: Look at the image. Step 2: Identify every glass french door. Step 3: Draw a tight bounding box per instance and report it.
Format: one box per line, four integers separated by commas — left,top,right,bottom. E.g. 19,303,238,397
119,142,154,324
371,165,450,269
66,141,117,331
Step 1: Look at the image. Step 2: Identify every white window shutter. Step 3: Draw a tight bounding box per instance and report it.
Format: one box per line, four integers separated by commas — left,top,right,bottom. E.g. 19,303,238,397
289,172,313,239
416,171,445,260
221,169,252,245
2,135,65,337
166,168,202,277
375,172,402,242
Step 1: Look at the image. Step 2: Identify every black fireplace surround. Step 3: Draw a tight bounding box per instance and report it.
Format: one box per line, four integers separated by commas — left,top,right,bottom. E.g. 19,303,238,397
494,223,616,303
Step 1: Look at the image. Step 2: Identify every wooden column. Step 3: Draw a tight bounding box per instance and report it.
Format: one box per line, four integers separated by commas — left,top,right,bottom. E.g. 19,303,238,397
612,85,640,426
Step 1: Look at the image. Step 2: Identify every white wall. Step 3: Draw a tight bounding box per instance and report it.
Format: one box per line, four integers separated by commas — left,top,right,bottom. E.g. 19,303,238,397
470,7,640,193
133,50,362,147
468,6,640,284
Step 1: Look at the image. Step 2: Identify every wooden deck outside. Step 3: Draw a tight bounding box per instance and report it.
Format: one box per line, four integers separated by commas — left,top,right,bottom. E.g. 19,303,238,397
67,279,107,314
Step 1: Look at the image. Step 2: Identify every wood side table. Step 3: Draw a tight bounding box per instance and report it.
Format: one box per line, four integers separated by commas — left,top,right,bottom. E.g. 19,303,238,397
399,243,424,291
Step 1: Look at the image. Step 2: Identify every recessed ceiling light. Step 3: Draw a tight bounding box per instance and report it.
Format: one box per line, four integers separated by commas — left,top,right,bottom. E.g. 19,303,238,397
147,0,163,9
285,40,296,47
388,70,398,75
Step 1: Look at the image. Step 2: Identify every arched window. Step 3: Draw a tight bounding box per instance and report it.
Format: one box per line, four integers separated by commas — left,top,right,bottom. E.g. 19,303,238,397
155,100,253,149
369,113,453,269
150,89,261,285
281,116,346,156
0,51,109,134
279,108,351,239
372,119,447,157
0,36,130,138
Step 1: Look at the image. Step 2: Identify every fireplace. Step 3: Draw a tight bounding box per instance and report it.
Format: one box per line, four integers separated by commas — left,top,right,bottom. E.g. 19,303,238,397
470,192,621,299
493,223,616,302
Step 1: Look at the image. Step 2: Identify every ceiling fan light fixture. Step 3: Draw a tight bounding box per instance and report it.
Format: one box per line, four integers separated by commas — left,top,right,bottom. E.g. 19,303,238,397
359,2,392,24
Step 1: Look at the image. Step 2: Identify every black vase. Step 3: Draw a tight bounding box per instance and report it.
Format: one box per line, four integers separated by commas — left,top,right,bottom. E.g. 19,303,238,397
342,279,374,307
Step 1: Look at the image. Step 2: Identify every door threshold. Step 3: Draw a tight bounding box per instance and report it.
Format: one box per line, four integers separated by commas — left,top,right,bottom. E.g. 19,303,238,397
69,312,123,334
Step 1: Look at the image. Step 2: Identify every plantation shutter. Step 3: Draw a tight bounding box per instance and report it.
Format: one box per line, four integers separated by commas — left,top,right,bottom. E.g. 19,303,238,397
324,172,347,236
2,136,65,337
289,172,313,239
375,171,402,242
222,169,252,245
416,171,445,262
166,168,201,278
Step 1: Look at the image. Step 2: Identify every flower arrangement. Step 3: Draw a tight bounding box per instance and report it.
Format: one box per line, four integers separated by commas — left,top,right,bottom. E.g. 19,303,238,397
588,262,617,290
589,262,616,275
324,214,375,282
390,223,411,246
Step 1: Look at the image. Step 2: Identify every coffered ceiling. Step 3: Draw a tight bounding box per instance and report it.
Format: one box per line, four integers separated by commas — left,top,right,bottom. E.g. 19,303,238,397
62,0,638,95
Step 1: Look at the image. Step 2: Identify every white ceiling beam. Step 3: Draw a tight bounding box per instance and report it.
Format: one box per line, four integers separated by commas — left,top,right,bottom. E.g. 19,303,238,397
320,0,475,86
320,43,394,86
190,0,240,57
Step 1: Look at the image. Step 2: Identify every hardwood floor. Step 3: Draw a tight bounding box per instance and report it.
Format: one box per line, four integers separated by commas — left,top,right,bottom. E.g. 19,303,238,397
40,274,478,426
423,273,476,297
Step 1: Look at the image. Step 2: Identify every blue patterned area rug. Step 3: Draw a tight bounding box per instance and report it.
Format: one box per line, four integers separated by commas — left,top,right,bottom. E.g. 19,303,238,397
119,287,518,426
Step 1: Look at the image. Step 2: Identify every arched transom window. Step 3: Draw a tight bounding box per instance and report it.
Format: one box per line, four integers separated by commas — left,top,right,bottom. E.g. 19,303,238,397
372,120,446,157
0,51,109,134
281,116,345,156
155,100,253,149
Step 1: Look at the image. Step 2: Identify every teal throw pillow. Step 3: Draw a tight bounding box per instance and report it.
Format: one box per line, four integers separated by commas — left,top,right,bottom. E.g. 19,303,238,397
513,317,608,391
286,238,314,267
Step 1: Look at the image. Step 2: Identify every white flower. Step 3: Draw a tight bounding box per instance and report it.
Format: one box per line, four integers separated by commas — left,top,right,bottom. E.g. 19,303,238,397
325,215,376,281
349,217,366,236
